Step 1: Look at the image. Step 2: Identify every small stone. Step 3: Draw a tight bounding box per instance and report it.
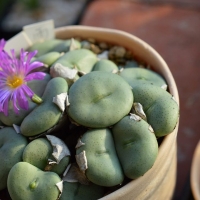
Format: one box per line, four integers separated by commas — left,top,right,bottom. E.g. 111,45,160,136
99,42,108,50
87,38,96,44
97,50,109,60
115,46,126,58
108,46,116,59
90,44,101,54
81,40,91,49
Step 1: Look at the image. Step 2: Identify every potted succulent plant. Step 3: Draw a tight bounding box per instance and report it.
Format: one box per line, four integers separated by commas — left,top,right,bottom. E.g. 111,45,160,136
0,25,179,200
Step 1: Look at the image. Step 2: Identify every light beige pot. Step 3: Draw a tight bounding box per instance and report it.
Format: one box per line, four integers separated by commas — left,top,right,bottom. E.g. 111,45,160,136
55,26,179,200
191,141,200,200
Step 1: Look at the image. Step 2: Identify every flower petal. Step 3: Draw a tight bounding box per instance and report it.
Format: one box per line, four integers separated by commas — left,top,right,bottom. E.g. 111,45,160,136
1,96,9,116
20,85,34,98
0,41,45,115
0,89,11,103
25,61,44,74
17,88,29,110
0,55,15,75
11,90,20,114
0,39,6,51
25,72,46,81
26,50,38,64
0,89,11,116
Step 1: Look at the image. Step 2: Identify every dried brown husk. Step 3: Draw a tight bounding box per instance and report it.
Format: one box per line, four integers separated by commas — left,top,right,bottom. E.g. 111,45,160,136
62,163,90,185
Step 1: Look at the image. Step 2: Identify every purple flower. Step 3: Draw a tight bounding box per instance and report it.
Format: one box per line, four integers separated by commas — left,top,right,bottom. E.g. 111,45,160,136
0,39,46,116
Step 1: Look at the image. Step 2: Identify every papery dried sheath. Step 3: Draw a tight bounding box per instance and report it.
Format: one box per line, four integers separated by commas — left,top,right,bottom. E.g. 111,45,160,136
46,135,70,164
53,93,68,112
75,138,85,149
133,103,147,121
62,163,89,185
75,151,88,173
130,113,141,121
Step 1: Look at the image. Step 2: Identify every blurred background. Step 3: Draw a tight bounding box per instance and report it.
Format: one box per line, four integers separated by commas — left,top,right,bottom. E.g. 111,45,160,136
0,0,200,199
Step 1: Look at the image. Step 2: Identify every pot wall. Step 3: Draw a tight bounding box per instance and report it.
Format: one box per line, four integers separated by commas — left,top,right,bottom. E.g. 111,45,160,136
55,26,179,200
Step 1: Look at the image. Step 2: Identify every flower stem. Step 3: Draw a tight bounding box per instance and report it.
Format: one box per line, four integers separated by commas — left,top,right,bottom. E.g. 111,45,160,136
32,94,43,104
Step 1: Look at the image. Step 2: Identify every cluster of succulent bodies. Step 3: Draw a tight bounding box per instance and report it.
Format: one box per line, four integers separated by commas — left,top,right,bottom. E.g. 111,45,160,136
0,37,179,200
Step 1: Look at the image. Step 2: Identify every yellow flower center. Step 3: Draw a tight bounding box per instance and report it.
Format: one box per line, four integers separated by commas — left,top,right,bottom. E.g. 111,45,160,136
7,75,24,88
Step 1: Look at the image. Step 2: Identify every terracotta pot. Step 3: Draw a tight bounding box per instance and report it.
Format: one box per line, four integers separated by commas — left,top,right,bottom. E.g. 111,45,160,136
191,141,200,200
55,26,179,200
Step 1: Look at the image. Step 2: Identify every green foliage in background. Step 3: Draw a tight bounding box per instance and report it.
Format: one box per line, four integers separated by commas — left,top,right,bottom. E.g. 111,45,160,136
18,0,40,10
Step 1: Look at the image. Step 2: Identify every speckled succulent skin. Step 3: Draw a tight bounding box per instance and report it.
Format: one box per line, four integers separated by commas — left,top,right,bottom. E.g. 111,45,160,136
32,52,61,67
132,83,179,137
112,116,158,179
119,67,166,87
60,182,105,200
7,162,61,200
0,74,51,126
52,49,97,73
76,128,124,187
22,138,70,175
20,77,68,136
92,59,118,72
29,39,63,57
68,71,133,128
0,127,28,190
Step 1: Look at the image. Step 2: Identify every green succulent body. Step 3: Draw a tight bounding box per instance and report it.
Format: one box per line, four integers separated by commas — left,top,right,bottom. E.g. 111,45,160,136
23,138,70,175
60,182,104,200
20,77,68,136
29,39,63,57
0,127,28,190
52,49,97,73
7,162,61,200
68,71,133,128
120,67,166,87
92,59,118,72
132,83,179,137
76,128,124,187
33,52,61,67
112,116,158,179
2,36,180,199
